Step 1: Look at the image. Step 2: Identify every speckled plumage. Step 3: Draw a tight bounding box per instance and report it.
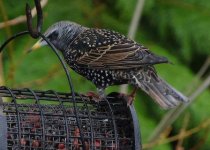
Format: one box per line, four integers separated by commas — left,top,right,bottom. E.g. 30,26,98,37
37,21,188,109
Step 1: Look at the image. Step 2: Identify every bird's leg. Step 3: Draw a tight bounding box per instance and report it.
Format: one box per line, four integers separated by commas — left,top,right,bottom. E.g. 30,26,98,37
85,91,100,99
118,87,137,106
128,87,137,105
84,88,105,102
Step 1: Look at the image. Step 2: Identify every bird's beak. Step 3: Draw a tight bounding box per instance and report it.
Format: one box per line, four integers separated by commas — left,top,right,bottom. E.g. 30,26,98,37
27,39,46,53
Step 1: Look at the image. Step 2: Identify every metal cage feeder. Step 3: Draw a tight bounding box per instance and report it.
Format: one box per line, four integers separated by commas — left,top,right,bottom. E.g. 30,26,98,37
0,88,140,150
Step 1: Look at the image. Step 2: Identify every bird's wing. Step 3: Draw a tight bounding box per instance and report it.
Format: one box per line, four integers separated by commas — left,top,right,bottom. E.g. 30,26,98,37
70,29,169,69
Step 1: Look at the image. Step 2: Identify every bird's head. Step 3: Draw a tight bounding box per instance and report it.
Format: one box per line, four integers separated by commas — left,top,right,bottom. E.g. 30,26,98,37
29,21,84,52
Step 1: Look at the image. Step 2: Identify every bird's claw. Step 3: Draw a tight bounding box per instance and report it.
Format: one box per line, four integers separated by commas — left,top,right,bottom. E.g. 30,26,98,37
117,93,135,106
83,91,101,103
118,88,137,106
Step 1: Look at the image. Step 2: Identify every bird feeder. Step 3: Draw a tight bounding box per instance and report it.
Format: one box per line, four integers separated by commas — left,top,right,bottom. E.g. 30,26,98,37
0,88,141,149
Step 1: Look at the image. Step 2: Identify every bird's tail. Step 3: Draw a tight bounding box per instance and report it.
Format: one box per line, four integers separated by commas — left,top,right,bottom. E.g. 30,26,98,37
131,67,188,109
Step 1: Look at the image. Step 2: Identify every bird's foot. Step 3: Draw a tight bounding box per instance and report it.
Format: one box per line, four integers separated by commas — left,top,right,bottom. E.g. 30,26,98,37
118,93,135,106
83,91,101,103
118,88,137,106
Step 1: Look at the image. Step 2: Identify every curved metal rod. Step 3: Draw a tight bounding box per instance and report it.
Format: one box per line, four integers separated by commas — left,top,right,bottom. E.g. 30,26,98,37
0,31,29,52
4,86,21,149
0,31,86,149
0,26,86,150
25,4,38,38
77,93,94,149
129,104,142,149
49,90,70,150
27,88,46,148
25,0,43,38
34,0,43,32
39,33,86,149
103,98,119,149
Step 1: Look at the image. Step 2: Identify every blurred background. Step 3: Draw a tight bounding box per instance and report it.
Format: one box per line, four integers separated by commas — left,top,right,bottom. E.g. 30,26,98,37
0,0,210,149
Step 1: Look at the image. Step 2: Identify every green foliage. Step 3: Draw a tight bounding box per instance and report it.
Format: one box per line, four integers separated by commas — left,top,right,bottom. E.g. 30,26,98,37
143,0,210,62
114,0,136,22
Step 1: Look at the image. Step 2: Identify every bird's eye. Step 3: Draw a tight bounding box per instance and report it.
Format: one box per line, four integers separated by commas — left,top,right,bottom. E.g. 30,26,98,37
48,31,58,40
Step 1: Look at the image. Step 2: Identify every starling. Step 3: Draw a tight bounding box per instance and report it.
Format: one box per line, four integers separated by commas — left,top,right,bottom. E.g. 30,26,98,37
30,21,188,109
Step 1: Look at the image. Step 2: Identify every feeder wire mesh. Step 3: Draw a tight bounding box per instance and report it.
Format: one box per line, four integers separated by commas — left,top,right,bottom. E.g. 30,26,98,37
0,87,140,149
